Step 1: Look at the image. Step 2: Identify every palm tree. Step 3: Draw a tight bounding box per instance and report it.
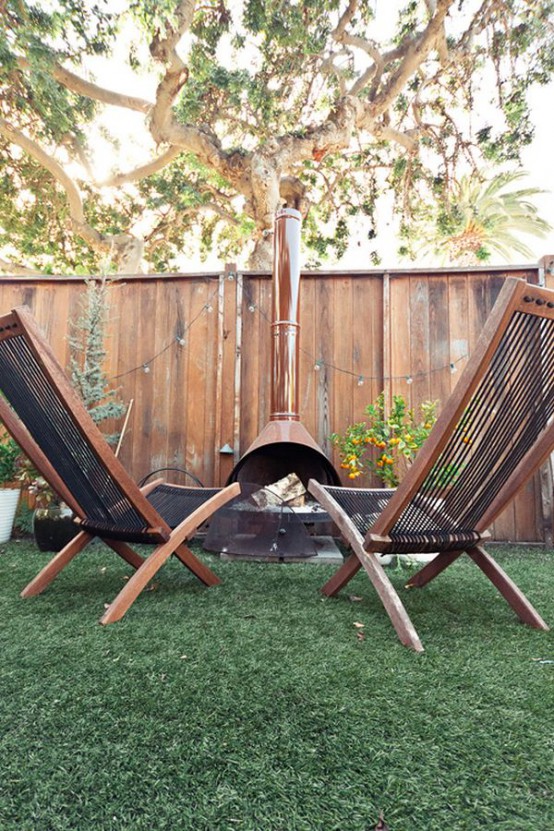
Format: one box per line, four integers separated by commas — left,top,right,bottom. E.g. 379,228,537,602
412,171,552,266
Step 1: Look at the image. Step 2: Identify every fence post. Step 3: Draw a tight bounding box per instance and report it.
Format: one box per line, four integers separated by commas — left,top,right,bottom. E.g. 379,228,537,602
382,271,392,412
213,263,241,485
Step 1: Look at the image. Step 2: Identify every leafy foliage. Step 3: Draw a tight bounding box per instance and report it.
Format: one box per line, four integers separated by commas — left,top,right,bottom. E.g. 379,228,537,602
0,428,22,486
1,0,553,273
402,171,552,265
331,393,437,487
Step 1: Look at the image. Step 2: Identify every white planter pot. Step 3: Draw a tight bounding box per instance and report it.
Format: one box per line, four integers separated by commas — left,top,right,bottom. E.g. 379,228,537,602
376,552,438,567
0,488,21,543
396,552,438,565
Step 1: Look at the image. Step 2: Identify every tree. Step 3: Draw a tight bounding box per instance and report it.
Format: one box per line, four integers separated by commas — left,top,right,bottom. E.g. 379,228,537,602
1,0,553,274
68,277,126,445
400,170,553,265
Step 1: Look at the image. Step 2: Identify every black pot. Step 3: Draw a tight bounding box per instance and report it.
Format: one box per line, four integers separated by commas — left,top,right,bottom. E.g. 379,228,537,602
33,507,79,553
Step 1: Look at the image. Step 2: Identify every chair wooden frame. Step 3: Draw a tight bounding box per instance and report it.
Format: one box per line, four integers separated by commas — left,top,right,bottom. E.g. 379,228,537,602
0,305,239,624
309,277,553,651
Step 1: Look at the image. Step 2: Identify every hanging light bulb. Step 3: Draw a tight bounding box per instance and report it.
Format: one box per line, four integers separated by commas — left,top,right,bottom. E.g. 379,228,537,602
314,360,322,372
177,336,186,347
450,362,457,374
143,364,151,374
406,375,413,385
357,375,364,386
205,303,213,313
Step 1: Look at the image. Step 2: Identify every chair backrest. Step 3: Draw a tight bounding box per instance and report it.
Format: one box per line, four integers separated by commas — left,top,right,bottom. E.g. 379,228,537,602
369,278,554,549
0,305,168,539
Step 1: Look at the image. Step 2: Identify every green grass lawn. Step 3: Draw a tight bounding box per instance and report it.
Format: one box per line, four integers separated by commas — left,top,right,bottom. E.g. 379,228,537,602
1,540,553,831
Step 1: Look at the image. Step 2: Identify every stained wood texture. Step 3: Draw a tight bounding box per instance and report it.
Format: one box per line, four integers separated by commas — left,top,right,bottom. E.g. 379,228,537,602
0,264,546,542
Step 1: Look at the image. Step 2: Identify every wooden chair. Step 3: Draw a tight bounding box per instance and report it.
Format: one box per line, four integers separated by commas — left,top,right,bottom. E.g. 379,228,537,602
309,277,554,651
0,305,240,624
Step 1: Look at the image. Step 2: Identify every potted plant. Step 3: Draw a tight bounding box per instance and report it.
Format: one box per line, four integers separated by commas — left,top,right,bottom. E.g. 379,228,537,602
0,428,22,543
330,393,437,486
330,393,438,566
18,461,78,552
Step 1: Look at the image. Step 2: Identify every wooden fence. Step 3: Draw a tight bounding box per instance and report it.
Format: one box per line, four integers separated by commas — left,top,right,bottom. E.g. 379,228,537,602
0,260,552,543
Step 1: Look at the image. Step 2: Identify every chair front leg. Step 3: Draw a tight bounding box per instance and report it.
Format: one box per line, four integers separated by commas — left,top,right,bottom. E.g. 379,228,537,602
349,538,424,652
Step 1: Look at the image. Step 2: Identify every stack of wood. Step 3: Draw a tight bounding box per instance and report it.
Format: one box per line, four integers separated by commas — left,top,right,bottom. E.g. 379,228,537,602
251,473,307,508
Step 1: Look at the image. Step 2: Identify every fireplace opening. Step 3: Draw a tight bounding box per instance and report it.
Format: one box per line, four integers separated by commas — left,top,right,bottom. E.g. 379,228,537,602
229,441,338,489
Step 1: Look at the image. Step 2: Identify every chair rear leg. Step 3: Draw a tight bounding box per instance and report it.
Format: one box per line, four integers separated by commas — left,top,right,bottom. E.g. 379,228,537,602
406,550,464,588
21,531,94,597
467,546,549,630
104,539,146,569
100,539,177,625
174,543,221,586
99,539,220,625
321,552,362,596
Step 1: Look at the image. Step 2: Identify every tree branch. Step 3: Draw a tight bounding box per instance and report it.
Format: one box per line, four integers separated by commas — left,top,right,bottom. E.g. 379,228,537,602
149,0,197,64
333,0,359,40
371,0,455,116
101,146,182,186
0,116,90,231
148,0,196,141
0,117,144,272
16,57,153,113
0,257,45,276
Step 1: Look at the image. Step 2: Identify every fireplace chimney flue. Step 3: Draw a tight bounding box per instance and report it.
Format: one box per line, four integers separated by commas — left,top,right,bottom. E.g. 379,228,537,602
271,207,301,422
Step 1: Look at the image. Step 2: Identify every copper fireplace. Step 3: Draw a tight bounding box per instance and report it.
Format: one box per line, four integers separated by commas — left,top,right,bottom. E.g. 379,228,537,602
227,207,340,489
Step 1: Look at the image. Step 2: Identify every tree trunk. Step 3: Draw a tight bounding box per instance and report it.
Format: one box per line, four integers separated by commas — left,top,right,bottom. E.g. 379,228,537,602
248,234,274,270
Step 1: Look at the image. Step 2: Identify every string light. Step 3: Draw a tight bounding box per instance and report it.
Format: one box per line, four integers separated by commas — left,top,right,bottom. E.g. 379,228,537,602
111,282,221,380
242,284,469,384
111,278,470,386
